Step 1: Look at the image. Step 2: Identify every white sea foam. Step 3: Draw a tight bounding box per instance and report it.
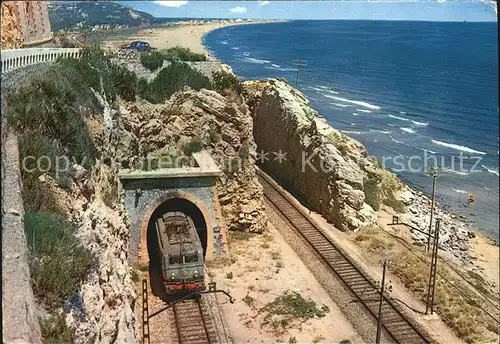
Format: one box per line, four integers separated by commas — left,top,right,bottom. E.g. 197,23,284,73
389,114,410,121
326,96,381,110
271,63,281,68
317,85,329,89
220,41,229,45
482,165,500,176
423,149,437,154
245,57,271,64
332,103,350,108
242,52,250,56
352,112,361,116
356,109,372,113
230,46,239,50
452,187,469,194
400,127,416,134
309,86,324,91
443,167,469,176
411,120,429,126
369,129,391,134
351,123,356,126
342,130,363,134
389,135,403,144
399,111,407,114
431,140,486,155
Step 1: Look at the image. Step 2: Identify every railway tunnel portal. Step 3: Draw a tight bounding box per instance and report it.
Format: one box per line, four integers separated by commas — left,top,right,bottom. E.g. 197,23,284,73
119,151,229,268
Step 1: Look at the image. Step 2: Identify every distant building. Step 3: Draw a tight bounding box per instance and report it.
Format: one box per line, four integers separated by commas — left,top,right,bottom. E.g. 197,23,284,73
1,1,52,49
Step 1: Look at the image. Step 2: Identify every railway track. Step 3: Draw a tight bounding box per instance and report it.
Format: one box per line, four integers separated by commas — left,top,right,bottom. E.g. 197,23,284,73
258,170,431,344
170,298,218,344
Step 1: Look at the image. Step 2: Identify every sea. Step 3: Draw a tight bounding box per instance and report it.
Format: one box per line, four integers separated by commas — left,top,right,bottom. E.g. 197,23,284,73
204,20,499,240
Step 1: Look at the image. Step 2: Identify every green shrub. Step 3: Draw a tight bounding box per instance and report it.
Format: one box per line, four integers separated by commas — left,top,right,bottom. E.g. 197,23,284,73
261,290,329,322
238,142,250,160
140,51,165,71
40,313,75,344
382,189,405,213
212,71,242,94
18,134,65,214
363,179,380,211
24,212,96,309
108,64,137,101
183,138,203,156
7,60,98,171
141,61,212,103
162,46,207,62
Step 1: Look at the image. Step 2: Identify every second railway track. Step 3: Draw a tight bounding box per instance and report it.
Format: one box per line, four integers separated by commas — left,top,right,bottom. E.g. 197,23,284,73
258,170,431,344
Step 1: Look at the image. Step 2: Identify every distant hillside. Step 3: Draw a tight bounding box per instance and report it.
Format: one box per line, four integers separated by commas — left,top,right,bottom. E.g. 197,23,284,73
48,2,163,31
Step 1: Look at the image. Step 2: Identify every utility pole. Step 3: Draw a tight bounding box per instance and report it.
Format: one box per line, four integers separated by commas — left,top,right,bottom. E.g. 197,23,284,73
294,59,305,89
427,167,439,252
426,219,441,315
375,259,388,344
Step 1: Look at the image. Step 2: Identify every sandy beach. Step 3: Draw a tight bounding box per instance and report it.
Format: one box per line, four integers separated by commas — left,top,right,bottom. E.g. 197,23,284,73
100,21,282,56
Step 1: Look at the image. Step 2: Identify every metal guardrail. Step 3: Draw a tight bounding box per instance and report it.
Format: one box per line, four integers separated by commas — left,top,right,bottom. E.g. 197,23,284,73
0,47,81,74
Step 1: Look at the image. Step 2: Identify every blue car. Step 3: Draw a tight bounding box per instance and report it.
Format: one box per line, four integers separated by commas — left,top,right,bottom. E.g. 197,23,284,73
120,41,156,52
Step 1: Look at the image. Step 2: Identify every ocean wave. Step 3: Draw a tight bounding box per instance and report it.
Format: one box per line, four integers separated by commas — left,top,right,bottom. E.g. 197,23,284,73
442,167,469,176
400,127,416,134
452,187,469,194
389,135,403,144
324,95,381,110
350,123,356,126
399,111,407,114
242,52,250,56
482,165,500,176
431,140,487,155
230,46,239,50
309,86,324,91
244,57,271,64
387,123,397,127
342,130,363,134
317,85,329,89
423,149,437,154
332,103,350,108
352,112,361,116
388,114,410,121
369,129,391,134
220,41,229,45
411,120,429,126
356,109,372,113
271,63,281,68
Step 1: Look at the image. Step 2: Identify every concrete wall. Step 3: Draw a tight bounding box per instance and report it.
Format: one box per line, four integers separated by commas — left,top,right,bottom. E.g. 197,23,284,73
1,65,46,344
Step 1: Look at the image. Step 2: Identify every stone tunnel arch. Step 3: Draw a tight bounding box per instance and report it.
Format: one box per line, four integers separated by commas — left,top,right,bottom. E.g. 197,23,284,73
139,191,215,266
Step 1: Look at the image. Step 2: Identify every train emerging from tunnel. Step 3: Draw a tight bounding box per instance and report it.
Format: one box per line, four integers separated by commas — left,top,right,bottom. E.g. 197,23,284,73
156,212,206,294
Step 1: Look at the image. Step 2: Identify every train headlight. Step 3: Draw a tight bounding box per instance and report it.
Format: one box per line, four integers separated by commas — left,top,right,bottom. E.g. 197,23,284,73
194,270,199,278
170,273,176,281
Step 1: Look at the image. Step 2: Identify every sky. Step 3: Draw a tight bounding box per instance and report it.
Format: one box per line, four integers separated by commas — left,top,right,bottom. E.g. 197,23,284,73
117,1,498,21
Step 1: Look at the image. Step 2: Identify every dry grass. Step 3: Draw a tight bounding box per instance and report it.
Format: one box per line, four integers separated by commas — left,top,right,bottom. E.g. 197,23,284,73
354,226,499,343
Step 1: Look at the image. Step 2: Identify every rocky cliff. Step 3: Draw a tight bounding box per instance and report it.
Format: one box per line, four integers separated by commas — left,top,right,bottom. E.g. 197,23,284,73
114,89,268,234
245,79,398,232
1,2,22,49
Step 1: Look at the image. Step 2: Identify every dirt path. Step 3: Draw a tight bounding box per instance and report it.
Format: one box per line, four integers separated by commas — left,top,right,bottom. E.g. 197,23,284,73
208,222,363,343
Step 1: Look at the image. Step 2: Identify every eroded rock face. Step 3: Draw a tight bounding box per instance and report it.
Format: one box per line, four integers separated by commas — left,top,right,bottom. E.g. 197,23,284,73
115,89,268,233
245,79,382,232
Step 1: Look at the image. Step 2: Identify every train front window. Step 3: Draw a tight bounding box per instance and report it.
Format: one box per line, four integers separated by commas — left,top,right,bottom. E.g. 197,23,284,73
169,255,182,265
184,254,198,263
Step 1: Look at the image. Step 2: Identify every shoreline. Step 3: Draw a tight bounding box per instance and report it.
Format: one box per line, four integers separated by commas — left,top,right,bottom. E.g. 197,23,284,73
99,20,286,56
